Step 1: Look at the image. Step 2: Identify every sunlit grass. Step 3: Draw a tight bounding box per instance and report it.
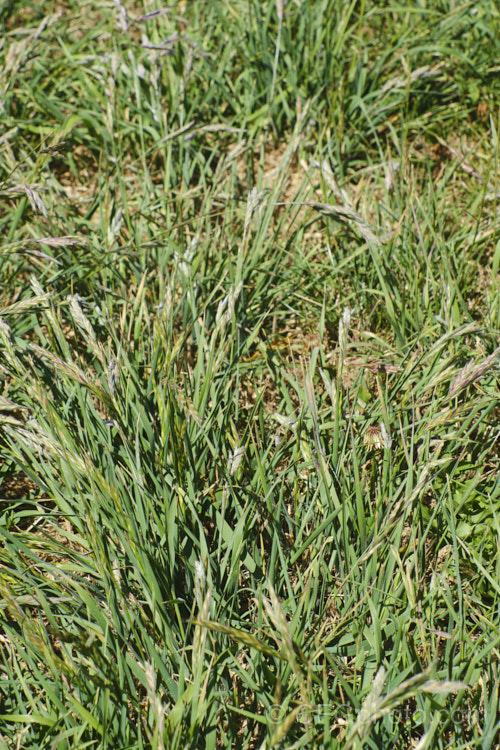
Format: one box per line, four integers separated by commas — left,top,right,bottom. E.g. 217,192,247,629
1,1,500,748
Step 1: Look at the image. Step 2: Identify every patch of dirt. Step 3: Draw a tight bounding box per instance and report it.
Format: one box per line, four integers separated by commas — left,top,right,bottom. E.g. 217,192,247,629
0,472,39,500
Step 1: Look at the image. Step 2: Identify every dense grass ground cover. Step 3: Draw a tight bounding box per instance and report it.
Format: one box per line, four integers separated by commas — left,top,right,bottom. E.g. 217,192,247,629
1,0,500,747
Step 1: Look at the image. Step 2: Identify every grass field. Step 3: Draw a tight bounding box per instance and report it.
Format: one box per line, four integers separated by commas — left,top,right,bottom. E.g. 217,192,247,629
1,1,500,747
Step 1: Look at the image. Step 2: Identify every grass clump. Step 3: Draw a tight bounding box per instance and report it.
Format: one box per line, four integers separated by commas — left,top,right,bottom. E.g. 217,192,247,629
1,1,500,748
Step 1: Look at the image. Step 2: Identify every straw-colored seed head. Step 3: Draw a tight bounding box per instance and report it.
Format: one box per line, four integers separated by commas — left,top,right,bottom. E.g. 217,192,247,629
363,425,384,451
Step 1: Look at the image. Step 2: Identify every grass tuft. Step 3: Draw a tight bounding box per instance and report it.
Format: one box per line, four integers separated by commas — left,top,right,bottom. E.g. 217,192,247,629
1,1,500,747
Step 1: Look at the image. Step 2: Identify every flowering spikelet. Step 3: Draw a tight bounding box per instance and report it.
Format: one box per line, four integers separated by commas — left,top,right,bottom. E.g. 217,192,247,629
107,357,119,395
228,445,245,476
338,306,354,366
